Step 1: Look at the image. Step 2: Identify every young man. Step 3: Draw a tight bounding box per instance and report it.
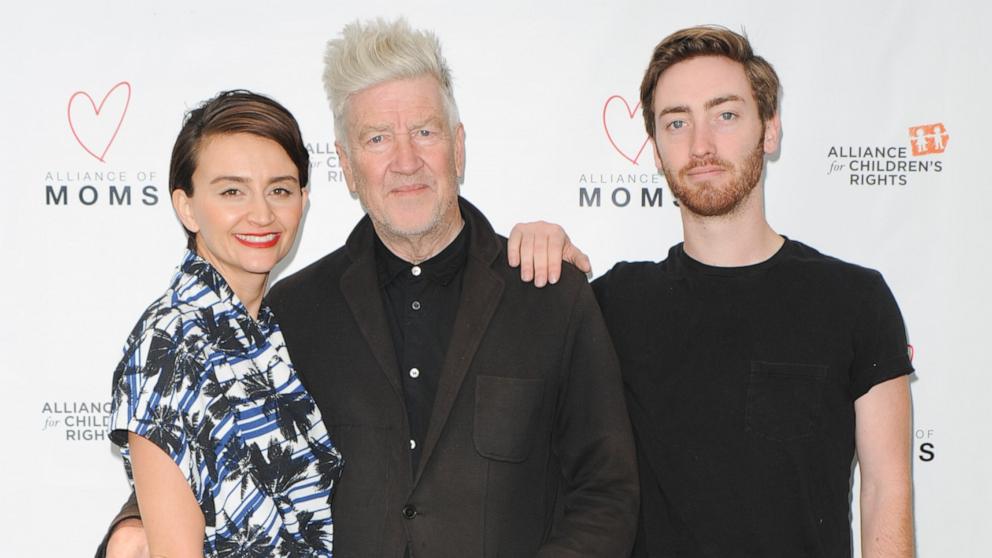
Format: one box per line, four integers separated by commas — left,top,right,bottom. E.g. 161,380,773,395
587,26,914,557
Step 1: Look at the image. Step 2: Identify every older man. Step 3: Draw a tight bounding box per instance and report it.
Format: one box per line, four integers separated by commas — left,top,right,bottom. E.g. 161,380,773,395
99,18,637,558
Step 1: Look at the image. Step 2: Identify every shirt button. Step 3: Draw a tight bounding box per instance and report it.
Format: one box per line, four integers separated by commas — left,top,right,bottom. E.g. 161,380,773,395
402,504,418,519
409,367,420,379
411,300,421,310
411,265,422,277
410,439,417,450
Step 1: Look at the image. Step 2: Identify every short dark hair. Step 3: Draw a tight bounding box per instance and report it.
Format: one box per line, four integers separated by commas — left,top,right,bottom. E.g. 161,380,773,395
640,25,780,139
169,90,310,249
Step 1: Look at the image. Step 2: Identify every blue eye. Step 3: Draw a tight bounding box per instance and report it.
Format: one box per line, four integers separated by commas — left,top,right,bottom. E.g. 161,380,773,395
719,112,737,121
668,120,686,130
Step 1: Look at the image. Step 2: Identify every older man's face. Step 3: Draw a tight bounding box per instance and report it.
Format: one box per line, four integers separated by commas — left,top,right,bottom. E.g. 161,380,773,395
338,75,464,239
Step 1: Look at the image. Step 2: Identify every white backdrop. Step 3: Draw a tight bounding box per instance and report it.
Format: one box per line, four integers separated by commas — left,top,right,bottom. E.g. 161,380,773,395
2,1,988,555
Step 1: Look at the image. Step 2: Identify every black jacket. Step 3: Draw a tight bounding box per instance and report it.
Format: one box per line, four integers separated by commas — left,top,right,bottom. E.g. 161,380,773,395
99,198,638,557
269,198,637,557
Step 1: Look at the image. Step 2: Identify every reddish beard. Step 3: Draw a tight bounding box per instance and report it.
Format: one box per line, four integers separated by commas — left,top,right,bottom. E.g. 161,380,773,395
662,135,766,217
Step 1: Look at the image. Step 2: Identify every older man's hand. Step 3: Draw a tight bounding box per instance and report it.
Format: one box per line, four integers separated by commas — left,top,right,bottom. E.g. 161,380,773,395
508,221,592,287
105,518,149,558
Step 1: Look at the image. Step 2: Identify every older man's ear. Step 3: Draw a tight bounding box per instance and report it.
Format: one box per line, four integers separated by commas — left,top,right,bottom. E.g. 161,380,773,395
334,142,359,199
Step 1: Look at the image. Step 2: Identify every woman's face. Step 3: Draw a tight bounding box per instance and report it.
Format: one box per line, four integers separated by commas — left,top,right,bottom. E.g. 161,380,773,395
172,132,307,288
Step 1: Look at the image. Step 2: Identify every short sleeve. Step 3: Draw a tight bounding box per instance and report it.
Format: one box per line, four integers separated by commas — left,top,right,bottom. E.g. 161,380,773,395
849,272,914,399
108,316,206,502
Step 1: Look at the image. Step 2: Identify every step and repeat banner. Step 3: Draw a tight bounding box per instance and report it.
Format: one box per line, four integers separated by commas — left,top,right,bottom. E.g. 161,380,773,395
2,1,987,555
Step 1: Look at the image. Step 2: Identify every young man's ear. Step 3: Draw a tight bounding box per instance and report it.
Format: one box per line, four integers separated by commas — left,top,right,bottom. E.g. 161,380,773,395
763,113,782,155
652,136,664,173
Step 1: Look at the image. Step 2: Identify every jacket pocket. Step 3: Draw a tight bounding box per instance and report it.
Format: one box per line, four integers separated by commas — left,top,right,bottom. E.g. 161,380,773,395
474,375,545,462
745,361,827,442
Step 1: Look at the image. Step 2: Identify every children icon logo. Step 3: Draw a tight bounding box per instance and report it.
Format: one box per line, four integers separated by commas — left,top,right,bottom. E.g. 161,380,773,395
908,122,949,156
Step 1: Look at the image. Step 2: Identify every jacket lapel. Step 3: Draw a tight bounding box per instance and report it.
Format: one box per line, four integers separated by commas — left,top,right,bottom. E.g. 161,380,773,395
340,216,403,399
415,198,504,484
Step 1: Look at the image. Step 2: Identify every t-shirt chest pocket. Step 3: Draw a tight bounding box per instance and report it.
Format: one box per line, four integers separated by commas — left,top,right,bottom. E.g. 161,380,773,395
745,361,828,442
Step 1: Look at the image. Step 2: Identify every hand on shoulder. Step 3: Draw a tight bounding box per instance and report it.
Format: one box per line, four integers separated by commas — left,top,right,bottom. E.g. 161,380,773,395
507,221,592,287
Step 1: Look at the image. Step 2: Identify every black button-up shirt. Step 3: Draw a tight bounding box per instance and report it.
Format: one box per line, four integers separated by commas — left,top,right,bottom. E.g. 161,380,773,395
374,222,469,470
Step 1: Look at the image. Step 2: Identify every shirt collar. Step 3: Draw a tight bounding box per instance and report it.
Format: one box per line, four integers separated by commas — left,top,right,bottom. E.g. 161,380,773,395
176,250,274,351
374,220,470,288
673,236,792,279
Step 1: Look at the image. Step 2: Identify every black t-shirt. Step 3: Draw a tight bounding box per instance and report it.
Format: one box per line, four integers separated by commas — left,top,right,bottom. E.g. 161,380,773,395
592,239,913,558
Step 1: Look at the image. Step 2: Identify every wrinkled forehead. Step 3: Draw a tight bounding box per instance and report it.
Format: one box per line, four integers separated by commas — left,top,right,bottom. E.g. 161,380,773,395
345,75,456,132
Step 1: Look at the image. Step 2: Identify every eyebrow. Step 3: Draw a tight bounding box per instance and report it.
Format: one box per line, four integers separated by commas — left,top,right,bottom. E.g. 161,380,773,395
209,175,299,185
407,116,442,130
657,104,690,118
705,94,745,110
657,94,746,118
358,124,393,135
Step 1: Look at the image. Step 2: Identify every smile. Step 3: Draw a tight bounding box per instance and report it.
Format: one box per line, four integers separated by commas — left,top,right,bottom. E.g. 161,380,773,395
234,233,280,248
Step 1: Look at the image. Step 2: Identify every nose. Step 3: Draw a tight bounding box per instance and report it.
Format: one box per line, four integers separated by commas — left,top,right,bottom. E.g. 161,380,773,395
247,193,275,226
689,122,716,159
391,133,424,175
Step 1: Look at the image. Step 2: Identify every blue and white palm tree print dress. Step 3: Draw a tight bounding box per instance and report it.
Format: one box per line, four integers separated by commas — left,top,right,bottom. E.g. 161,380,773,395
110,251,343,557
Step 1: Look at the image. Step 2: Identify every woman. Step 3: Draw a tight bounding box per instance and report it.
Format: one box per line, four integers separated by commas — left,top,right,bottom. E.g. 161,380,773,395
109,90,342,556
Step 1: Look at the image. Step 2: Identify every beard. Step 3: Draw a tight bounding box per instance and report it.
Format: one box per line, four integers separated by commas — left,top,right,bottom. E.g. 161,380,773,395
661,135,766,217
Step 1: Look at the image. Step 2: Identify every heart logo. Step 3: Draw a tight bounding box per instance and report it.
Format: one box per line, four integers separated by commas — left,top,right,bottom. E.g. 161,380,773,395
602,95,651,166
67,81,132,163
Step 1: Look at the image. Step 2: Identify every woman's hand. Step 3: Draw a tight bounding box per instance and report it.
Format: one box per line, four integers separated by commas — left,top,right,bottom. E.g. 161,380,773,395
106,518,149,558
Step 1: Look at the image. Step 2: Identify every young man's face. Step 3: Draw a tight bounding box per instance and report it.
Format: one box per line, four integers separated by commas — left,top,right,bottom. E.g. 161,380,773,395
651,55,780,217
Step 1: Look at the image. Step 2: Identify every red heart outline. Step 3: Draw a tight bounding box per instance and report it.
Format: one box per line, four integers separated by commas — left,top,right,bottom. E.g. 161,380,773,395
602,95,650,166
67,81,132,163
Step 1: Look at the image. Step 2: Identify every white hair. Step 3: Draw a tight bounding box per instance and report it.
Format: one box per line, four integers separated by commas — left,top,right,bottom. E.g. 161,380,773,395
323,18,460,149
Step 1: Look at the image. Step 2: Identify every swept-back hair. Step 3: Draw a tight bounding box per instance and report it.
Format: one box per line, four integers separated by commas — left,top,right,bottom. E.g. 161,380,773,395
640,25,780,138
322,17,460,148
169,89,309,249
